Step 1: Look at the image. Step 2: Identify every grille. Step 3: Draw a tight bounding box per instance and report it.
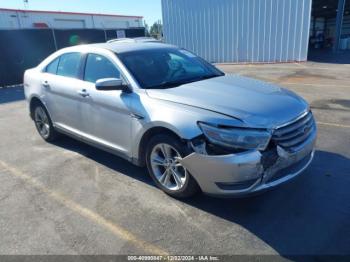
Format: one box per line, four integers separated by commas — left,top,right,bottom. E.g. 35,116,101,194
267,152,313,183
272,111,315,151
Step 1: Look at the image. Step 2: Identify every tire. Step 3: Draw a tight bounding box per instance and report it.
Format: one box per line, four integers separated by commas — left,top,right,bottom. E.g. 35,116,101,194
146,134,200,198
33,103,59,142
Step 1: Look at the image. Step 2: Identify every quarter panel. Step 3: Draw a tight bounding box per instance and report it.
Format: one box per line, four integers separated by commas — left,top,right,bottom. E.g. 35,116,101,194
24,69,58,122
24,68,45,103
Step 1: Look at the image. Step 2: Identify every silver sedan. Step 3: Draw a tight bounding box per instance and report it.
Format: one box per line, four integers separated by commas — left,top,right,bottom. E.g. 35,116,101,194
24,40,317,198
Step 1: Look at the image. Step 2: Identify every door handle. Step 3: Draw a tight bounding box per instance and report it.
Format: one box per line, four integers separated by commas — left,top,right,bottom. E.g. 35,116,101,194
42,81,50,88
77,89,90,98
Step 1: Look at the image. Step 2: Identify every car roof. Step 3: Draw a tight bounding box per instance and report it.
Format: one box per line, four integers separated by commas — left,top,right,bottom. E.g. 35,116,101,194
38,41,179,71
89,41,178,54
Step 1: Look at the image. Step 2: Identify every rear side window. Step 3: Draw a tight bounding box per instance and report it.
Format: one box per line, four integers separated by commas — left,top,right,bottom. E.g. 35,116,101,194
45,57,59,74
56,52,82,78
84,54,120,83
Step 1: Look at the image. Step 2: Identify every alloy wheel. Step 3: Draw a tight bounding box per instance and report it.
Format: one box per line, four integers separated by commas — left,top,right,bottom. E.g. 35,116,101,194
150,143,188,191
34,106,50,139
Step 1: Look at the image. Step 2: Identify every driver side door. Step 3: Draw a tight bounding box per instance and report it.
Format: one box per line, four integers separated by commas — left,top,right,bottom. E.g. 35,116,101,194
78,53,133,157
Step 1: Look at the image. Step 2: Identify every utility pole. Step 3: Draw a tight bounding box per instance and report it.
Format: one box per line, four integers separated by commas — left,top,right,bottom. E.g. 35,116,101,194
334,0,346,52
23,0,29,9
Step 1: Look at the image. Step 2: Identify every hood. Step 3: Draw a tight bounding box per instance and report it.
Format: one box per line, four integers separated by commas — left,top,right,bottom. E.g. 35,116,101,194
146,74,309,128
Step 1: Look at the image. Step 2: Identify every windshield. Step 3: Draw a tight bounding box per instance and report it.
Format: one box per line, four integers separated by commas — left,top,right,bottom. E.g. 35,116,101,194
117,48,224,89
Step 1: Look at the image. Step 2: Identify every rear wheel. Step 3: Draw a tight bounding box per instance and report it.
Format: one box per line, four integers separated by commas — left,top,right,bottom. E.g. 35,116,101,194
146,134,200,198
33,104,59,142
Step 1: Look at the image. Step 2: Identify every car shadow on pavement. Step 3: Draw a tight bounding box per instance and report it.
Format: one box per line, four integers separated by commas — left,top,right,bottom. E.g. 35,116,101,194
0,85,25,104
50,136,350,255
50,135,154,186
183,150,350,256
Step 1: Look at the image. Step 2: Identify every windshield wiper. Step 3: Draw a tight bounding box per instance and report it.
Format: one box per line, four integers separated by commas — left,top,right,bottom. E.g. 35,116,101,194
148,79,191,89
193,74,222,81
147,74,223,89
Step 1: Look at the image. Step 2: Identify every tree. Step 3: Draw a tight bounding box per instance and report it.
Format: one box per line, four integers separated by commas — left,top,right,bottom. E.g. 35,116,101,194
150,20,163,39
144,20,150,37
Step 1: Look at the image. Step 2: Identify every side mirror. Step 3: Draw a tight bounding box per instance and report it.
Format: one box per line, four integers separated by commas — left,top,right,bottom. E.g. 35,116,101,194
95,78,131,92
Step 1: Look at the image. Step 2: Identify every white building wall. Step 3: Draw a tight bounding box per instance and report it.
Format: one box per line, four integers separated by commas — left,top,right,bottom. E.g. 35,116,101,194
0,9,143,29
162,0,312,63
92,15,142,29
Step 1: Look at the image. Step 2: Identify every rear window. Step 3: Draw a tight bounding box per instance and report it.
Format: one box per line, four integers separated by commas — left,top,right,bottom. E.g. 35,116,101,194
45,57,59,74
56,52,82,78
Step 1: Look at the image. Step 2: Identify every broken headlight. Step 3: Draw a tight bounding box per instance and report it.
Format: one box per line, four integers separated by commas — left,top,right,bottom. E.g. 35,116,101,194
198,122,271,151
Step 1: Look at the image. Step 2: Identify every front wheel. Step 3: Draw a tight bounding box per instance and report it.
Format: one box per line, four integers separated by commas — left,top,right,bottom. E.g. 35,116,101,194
146,134,200,198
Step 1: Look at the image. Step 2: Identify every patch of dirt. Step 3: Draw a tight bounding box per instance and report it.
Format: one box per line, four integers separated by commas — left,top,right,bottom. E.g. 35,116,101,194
311,99,350,111
278,70,337,83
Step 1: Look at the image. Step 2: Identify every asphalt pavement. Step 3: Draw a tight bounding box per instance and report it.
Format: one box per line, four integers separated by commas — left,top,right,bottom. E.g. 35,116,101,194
0,62,349,257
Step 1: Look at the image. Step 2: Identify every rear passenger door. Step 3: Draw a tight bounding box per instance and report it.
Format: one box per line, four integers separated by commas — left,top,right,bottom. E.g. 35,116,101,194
42,52,85,133
78,53,133,156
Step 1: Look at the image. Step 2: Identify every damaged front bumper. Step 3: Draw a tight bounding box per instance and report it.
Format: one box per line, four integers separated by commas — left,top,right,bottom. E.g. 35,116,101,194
180,129,316,197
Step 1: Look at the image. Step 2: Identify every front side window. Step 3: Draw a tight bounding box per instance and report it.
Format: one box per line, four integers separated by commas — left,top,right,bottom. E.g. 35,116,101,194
56,52,82,78
45,57,59,74
84,54,121,83
118,48,224,89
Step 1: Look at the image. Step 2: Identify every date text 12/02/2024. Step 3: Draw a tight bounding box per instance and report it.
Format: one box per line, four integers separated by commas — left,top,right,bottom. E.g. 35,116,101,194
127,256,220,261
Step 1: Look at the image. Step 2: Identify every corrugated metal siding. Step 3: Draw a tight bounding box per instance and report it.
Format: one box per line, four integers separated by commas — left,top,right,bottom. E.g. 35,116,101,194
162,0,312,63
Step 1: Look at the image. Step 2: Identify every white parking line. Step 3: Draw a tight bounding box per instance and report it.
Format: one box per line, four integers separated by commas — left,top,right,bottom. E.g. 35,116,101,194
0,160,169,256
